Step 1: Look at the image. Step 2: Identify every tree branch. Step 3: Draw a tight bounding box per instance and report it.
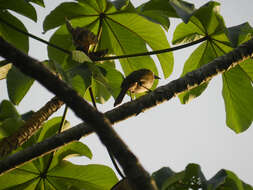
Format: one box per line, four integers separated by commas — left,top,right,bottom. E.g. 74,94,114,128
0,38,252,184
0,123,92,175
0,97,64,157
105,38,253,124
0,37,157,190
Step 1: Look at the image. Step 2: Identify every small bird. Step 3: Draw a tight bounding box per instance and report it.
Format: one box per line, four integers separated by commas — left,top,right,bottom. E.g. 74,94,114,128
114,69,160,107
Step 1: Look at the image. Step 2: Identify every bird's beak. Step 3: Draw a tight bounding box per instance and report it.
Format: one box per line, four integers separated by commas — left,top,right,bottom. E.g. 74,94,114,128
154,75,161,79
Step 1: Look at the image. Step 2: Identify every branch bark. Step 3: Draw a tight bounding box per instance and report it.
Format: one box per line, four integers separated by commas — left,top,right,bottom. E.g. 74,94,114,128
0,37,157,190
0,97,64,157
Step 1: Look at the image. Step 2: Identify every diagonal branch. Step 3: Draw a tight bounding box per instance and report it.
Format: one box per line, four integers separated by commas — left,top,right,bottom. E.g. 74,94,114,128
0,38,252,177
0,97,64,157
0,37,157,190
105,38,253,124
0,122,93,175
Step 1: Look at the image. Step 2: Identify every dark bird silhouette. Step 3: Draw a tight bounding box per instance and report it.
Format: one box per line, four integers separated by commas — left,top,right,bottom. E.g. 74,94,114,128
114,69,160,107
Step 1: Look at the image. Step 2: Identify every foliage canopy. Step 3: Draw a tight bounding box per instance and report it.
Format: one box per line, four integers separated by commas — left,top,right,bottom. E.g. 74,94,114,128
0,0,252,189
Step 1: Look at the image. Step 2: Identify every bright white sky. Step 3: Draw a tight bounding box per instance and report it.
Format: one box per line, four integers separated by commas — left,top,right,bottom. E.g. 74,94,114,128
0,0,253,185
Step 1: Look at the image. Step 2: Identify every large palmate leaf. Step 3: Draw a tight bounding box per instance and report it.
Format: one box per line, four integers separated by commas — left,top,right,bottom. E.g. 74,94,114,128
173,2,231,104
0,0,37,22
0,117,118,190
44,0,173,77
44,0,173,104
172,2,253,133
152,163,253,190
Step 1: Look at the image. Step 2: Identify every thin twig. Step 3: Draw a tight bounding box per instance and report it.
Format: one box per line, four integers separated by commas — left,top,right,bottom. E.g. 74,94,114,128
0,17,207,62
0,17,71,55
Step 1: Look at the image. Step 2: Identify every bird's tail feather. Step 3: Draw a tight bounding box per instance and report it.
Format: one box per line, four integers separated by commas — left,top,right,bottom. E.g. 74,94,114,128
114,88,128,107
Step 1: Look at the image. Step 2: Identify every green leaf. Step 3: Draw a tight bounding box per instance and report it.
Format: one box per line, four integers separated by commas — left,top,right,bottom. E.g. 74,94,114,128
207,169,227,189
36,117,70,171
152,164,253,190
190,2,224,35
0,114,116,189
46,1,173,79
172,21,205,45
0,100,19,121
72,50,92,63
67,64,92,96
111,0,131,11
172,4,232,113
84,77,111,104
0,100,23,138
240,59,253,81
107,12,173,78
48,161,118,190
71,62,123,103
47,26,74,68
100,18,158,76
78,0,107,12
173,1,226,45
97,64,124,99
139,0,195,25
0,0,37,22
47,21,96,69
49,141,92,170
174,2,232,103
28,0,45,7
178,42,216,104
183,163,206,185
0,117,24,138
0,11,29,53
137,9,170,30
222,170,245,190
43,2,98,32
37,117,70,143
7,67,34,105
161,172,185,190
0,168,39,189
169,0,195,23
222,65,253,133
152,167,175,189
227,22,253,47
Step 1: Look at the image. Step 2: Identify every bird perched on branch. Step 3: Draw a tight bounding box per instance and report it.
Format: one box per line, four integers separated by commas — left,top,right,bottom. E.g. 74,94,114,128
114,69,160,107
